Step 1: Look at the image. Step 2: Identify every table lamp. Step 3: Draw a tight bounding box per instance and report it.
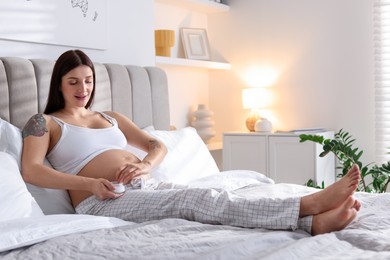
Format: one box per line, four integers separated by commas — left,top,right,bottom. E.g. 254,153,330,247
242,87,270,132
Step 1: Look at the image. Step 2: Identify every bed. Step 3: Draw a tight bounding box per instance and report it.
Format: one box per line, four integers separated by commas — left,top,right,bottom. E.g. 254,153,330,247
1,57,390,259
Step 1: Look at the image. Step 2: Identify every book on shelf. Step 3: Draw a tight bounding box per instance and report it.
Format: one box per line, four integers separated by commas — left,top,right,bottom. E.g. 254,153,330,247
275,127,327,134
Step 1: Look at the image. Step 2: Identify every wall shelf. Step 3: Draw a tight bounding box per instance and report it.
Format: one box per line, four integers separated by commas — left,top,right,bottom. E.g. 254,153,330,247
156,56,231,70
155,0,229,14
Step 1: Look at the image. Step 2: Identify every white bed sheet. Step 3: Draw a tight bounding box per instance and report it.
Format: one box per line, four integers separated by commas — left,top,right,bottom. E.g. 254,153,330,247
0,214,131,252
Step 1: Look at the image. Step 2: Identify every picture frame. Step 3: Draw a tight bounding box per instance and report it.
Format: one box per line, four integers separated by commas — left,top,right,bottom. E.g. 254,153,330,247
180,28,211,60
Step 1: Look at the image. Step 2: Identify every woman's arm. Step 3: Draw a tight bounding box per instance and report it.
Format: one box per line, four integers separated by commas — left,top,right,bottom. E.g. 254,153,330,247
21,114,118,200
105,111,167,183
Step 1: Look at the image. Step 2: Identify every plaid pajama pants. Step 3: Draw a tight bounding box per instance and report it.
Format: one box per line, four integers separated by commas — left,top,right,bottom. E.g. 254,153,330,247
75,182,312,233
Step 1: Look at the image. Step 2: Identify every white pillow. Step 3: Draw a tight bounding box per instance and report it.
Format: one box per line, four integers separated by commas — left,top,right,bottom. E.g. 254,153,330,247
0,118,23,168
139,127,220,185
0,118,74,214
25,159,75,214
0,152,44,221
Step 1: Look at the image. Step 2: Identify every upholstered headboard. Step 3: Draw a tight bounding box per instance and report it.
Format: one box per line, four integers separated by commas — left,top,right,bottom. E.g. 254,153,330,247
0,57,170,130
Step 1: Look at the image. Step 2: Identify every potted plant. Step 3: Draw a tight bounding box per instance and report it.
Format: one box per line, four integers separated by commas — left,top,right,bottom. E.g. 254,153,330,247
299,129,390,193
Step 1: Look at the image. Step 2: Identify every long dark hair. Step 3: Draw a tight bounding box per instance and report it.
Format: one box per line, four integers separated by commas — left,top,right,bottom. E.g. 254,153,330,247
44,49,96,114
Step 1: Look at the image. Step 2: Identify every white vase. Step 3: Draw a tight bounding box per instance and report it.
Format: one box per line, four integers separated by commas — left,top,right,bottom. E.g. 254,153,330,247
255,118,273,132
192,104,216,143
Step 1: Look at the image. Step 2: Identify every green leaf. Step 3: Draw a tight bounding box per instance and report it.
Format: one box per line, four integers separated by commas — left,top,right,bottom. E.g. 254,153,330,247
304,179,324,189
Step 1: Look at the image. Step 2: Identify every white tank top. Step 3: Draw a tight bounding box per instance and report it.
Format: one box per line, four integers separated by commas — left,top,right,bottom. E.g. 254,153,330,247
46,112,127,175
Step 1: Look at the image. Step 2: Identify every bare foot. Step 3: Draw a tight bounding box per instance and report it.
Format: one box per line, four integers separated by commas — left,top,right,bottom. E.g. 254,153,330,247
354,199,361,212
311,196,359,235
300,164,360,217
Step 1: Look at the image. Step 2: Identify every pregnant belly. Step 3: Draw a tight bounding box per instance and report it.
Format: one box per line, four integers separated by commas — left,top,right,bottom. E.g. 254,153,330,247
69,149,141,207
78,149,141,180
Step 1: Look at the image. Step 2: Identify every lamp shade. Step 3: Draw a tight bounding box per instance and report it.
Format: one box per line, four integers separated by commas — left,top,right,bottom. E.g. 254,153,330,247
242,87,269,109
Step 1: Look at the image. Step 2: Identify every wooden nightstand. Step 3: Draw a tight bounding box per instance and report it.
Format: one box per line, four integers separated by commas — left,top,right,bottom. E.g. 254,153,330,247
223,131,335,186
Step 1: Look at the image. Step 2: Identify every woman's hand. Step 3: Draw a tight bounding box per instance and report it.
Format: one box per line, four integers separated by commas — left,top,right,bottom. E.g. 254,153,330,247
116,161,152,184
89,178,122,201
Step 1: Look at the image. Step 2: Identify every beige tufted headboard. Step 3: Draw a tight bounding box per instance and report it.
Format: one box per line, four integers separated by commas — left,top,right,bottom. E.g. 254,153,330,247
0,57,170,130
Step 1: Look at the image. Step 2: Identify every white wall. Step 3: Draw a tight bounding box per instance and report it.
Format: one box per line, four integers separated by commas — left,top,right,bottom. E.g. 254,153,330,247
0,0,155,65
208,0,375,163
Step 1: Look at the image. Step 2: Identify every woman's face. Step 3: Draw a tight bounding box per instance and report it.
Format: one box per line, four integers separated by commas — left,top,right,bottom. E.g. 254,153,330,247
60,65,94,108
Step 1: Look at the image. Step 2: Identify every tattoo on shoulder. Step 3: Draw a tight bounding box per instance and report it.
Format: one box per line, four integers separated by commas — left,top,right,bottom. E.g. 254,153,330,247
22,114,48,139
